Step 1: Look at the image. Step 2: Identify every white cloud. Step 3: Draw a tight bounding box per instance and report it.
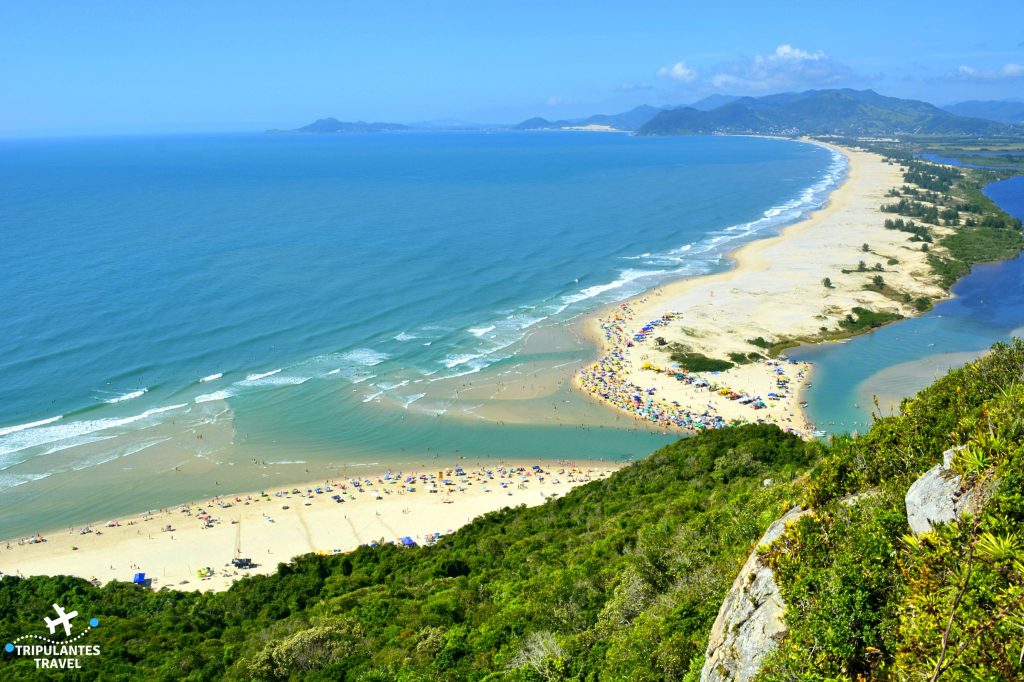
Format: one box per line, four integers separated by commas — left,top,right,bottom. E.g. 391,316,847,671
706,44,854,92
657,61,697,82
949,62,1024,81
771,44,825,62
546,96,563,106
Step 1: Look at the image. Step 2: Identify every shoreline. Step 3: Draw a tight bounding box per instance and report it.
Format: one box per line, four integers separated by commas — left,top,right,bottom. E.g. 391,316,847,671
7,140,1015,588
0,459,622,592
574,141,950,437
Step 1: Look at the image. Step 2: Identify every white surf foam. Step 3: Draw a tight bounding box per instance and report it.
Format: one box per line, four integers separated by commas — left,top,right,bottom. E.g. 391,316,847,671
402,393,427,408
245,369,282,382
0,415,63,438
342,348,390,366
0,404,189,460
199,372,224,383
195,390,233,404
444,353,485,369
105,388,147,404
468,325,495,337
394,331,417,341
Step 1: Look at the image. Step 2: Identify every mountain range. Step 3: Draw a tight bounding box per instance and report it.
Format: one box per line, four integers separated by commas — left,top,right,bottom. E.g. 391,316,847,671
942,99,1024,125
635,89,1020,136
278,91,1024,138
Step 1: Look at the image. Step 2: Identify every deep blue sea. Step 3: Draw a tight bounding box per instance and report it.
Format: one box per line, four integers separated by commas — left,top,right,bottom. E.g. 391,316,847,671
793,175,1024,432
0,132,843,536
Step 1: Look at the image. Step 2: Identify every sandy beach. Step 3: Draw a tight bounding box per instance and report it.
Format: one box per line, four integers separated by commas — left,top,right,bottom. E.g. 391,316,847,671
0,463,619,592
0,142,965,591
576,143,950,436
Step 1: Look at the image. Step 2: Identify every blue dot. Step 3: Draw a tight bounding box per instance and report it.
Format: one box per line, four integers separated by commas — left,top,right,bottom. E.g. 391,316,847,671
4,643,13,653
89,618,99,628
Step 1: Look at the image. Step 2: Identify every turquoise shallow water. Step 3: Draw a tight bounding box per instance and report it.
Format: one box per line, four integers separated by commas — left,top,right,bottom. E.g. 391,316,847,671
0,132,842,537
792,175,1024,433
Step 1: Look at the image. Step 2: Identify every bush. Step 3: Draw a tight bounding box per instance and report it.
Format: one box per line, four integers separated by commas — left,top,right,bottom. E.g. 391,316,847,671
838,307,902,332
670,351,734,372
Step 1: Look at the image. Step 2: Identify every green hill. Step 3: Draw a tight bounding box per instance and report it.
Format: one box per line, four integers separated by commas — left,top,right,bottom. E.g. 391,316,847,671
2,340,1023,680
638,89,1021,137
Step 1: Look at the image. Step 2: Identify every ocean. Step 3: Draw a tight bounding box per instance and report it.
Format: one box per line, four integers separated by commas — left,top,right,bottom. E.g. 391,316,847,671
0,132,843,538
792,175,1024,432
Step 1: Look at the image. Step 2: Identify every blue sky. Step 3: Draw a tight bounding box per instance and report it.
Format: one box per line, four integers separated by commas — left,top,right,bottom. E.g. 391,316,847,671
1,0,1022,136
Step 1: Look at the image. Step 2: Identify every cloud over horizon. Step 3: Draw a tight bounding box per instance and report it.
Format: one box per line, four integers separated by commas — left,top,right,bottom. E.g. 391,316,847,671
708,44,857,92
657,61,698,82
649,44,862,97
948,62,1024,81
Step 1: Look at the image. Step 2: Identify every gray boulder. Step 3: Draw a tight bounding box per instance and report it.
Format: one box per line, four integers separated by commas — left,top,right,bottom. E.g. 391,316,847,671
700,506,807,682
905,446,976,535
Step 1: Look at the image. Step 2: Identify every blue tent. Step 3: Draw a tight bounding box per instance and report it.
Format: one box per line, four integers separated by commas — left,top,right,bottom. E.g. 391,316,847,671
399,536,417,547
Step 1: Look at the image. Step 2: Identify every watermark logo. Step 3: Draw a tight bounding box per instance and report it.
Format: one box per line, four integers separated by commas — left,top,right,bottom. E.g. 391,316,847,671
4,603,101,670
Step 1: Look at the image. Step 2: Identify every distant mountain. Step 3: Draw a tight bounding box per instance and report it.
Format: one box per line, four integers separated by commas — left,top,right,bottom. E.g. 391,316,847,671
513,117,560,130
271,118,412,134
688,94,741,111
638,89,1020,137
513,105,666,132
580,105,666,130
943,100,1024,125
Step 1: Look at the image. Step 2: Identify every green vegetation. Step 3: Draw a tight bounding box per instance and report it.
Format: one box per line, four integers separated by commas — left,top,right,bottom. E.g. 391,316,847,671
3,343,1024,680
880,197,942,224
747,336,772,349
822,277,833,289
884,217,933,242
0,426,817,681
874,152,1024,292
838,306,903,332
727,351,765,365
669,349,734,372
760,339,1024,680
913,296,933,312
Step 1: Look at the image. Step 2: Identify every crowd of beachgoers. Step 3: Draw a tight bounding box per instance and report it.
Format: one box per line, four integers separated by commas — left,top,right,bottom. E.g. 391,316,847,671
578,303,809,435
0,463,614,588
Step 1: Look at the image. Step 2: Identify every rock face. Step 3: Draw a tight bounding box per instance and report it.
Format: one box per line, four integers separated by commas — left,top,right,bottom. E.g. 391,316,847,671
700,506,807,682
905,447,976,535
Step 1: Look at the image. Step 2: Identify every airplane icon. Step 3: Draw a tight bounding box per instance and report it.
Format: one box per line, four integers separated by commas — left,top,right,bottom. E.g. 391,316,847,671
44,603,78,637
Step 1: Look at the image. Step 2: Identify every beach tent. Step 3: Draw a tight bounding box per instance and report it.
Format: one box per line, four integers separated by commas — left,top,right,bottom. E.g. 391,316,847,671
400,536,417,547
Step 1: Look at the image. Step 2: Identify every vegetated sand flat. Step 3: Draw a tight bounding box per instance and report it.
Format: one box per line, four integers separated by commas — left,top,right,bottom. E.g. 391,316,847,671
577,144,948,436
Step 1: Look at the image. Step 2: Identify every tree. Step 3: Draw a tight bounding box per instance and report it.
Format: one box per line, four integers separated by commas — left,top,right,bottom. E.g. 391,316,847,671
862,243,870,252
858,261,867,272
871,275,885,289
822,277,833,289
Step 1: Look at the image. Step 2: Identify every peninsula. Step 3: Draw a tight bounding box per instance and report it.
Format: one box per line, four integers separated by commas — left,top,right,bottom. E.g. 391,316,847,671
576,142,1022,437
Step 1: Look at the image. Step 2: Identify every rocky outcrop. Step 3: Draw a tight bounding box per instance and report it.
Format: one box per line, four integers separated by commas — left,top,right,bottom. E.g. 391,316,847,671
700,506,808,682
905,446,977,535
